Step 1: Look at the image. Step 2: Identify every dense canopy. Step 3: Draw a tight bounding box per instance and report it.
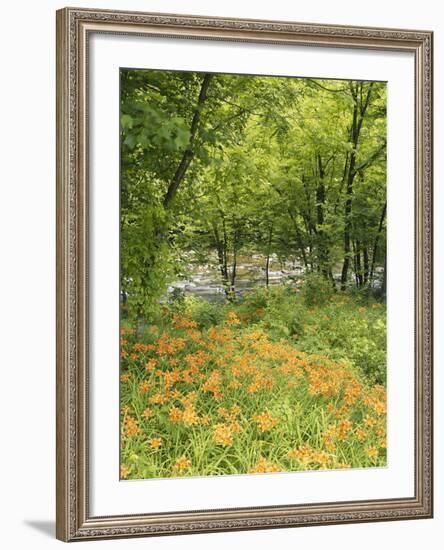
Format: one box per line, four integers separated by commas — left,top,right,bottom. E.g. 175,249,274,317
120,69,387,317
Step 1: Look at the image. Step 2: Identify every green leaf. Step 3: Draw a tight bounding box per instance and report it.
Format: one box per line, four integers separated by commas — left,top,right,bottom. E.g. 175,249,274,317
121,114,133,129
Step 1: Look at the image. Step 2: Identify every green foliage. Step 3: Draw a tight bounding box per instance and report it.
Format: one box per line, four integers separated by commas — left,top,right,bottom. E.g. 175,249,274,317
121,104,190,153
183,296,226,329
120,70,387,320
237,284,386,385
236,286,270,322
300,272,334,307
246,286,303,338
120,171,172,320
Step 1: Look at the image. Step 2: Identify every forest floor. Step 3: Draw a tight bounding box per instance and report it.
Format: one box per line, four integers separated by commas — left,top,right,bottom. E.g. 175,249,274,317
119,282,387,479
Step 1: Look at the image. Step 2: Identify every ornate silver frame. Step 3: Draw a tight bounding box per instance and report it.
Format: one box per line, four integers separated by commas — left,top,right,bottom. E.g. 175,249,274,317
56,7,433,542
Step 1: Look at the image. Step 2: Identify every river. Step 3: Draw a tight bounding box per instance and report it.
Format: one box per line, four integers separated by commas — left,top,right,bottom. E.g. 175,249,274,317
167,252,305,303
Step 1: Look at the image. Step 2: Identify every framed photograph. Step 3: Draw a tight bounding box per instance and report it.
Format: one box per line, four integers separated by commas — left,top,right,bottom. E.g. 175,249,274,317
56,7,433,542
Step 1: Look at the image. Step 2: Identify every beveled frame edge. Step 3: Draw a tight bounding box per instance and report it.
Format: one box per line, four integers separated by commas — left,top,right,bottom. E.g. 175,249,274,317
55,6,433,542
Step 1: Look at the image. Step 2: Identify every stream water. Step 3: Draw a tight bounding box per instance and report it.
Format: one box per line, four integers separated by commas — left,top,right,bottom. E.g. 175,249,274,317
167,252,305,303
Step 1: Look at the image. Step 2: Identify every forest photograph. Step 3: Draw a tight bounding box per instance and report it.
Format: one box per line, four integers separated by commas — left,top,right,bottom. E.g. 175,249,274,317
119,68,387,480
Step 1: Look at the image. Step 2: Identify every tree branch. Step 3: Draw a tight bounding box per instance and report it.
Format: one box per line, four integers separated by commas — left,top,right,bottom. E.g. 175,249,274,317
163,73,213,208
307,79,348,94
353,141,386,173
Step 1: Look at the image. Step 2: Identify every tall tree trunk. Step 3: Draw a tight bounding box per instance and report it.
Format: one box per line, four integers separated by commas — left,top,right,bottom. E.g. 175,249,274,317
355,240,363,286
340,170,354,289
212,222,229,292
340,81,374,290
221,212,232,299
265,225,273,287
301,173,317,271
316,153,330,277
163,73,213,208
381,255,387,299
288,209,308,269
352,240,358,286
363,245,369,285
229,231,238,302
369,201,387,285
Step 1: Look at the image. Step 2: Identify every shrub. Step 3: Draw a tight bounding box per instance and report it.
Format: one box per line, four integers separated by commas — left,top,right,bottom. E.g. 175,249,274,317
300,272,334,307
261,288,306,339
183,296,225,329
237,286,270,323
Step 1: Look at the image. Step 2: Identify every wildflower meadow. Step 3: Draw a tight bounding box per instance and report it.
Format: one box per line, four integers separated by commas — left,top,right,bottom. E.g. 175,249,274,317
120,285,386,479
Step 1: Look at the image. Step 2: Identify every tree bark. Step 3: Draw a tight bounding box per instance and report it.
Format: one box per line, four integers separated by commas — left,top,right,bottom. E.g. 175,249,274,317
163,73,213,208
230,252,237,290
355,240,363,286
369,200,387,285
212,222,229,292
340,81,374,290
316,153,330,277
229,228,239,302
265,225,273,287
381,255,387,299
363,245,369,285
340,169,354,289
